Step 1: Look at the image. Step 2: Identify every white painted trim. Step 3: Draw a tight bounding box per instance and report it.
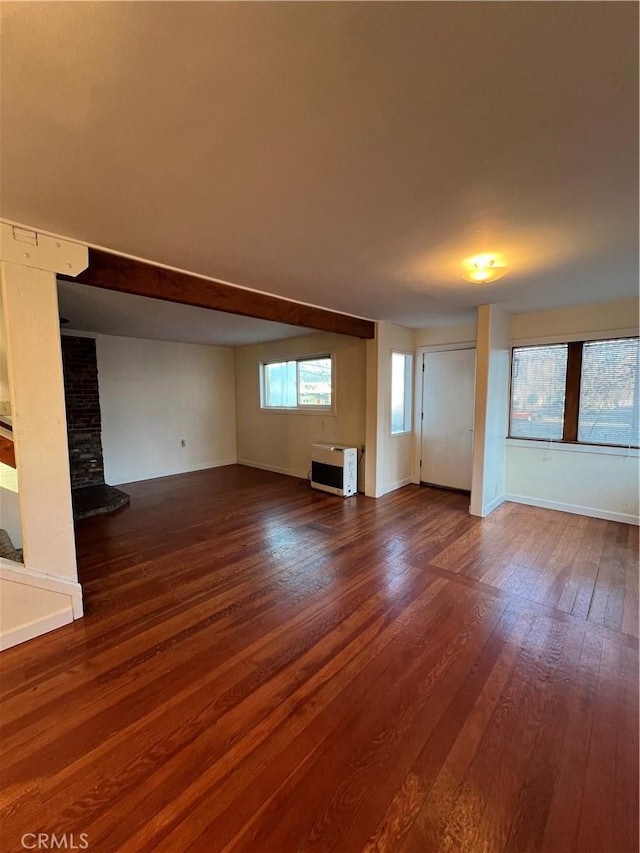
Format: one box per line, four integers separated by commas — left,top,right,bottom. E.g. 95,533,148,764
417,342,476,353
109,458,237,486
382,476,413,495
237,459,307,479
0,558,84,618
1,216,374,324
0,606,73,651
0,222,88,275
504,494,639,526
506,438,639,458
258,349,338,417
511,329,638,347
256,407,337,418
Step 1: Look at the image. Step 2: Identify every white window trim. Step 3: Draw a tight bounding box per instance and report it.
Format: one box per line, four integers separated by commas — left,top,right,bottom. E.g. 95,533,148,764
505,438,639,458
390,350,414,436
259,352,336,415
511,327,639,348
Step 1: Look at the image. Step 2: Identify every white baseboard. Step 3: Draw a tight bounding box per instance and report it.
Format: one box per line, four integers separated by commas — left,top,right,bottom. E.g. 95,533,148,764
0,606,74,651
237,459,307,480
382,476,413,495
483,494,506,516
109,458,238,486
504,494,640,526
0,557,84,618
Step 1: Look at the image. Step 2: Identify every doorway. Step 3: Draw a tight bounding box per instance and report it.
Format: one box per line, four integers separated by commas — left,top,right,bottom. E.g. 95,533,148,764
419,347,476,491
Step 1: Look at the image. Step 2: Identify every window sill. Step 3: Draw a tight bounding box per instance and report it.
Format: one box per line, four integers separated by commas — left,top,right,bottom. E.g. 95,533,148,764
390,430,412,437
506,438,639,457
259,407,336,417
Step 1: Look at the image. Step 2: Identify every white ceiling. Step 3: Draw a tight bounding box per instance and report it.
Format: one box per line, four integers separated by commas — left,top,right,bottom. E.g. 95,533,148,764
1,2,638,335
57,280,313,347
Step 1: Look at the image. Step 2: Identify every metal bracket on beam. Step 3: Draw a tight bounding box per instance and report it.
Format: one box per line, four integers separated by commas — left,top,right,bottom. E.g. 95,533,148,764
0,222,88,275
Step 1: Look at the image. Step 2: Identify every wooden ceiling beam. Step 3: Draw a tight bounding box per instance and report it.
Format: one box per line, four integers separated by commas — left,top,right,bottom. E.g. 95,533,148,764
60,249,375,339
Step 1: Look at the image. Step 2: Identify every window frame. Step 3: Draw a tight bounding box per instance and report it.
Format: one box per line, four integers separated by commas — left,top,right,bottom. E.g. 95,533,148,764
259,353,335,414
390,350,414,436
508,336,639,449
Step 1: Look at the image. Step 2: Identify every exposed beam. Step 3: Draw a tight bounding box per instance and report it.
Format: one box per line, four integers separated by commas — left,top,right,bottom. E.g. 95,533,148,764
60,249,376,339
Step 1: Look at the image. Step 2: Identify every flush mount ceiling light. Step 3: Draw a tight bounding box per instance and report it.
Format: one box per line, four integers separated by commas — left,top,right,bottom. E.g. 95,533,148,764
462,253,508,284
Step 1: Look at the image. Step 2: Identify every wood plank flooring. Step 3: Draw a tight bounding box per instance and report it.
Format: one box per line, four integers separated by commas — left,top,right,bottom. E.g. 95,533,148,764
1,465,637,852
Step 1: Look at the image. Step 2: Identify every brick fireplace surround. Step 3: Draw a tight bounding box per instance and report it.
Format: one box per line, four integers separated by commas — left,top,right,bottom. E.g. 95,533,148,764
60,335,129,519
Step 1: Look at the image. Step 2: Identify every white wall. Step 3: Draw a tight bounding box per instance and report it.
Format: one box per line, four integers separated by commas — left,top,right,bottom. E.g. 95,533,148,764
364,322,417,497
506,443,638,524
235,331,366,482
470,305,511,516
506,298,640,524
96,335,237,485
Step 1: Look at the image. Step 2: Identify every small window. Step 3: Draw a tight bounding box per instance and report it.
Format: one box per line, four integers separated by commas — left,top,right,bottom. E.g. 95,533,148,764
261,355,333,410
510,344,568,439
578,338,640,447
391,352,413,435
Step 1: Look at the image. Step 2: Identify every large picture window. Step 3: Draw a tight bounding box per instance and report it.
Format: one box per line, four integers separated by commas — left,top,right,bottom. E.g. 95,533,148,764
510,337,639,447
261,355,333,410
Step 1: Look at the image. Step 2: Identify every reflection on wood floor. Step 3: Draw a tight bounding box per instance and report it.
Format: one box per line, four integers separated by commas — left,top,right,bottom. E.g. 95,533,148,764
1,465,637,852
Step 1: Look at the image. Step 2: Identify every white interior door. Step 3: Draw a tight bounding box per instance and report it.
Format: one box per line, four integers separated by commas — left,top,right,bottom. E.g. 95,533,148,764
420,348,476,490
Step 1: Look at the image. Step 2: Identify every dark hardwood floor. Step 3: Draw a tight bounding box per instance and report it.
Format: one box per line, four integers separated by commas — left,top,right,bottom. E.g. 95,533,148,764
1,465,638,852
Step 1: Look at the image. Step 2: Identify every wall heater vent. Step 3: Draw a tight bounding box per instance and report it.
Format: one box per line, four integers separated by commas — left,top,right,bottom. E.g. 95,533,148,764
311,444,357,497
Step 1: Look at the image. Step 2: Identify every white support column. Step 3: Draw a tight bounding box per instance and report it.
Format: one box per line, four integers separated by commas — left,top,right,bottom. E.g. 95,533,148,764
470,304,511,517
0,223,88,586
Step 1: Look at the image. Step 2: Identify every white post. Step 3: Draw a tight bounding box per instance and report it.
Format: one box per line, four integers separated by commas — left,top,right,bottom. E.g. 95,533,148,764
0,223,88,583
470,304,511,517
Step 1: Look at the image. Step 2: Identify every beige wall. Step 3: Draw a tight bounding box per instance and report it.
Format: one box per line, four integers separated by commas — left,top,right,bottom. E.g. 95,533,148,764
511,297,639,342
415,320,477,348
95,334,237,485
506,298,640,524
235,331,366,482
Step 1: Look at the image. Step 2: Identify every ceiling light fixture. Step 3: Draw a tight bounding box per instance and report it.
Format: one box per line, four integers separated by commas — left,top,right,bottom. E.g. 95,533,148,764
462,253,508,284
